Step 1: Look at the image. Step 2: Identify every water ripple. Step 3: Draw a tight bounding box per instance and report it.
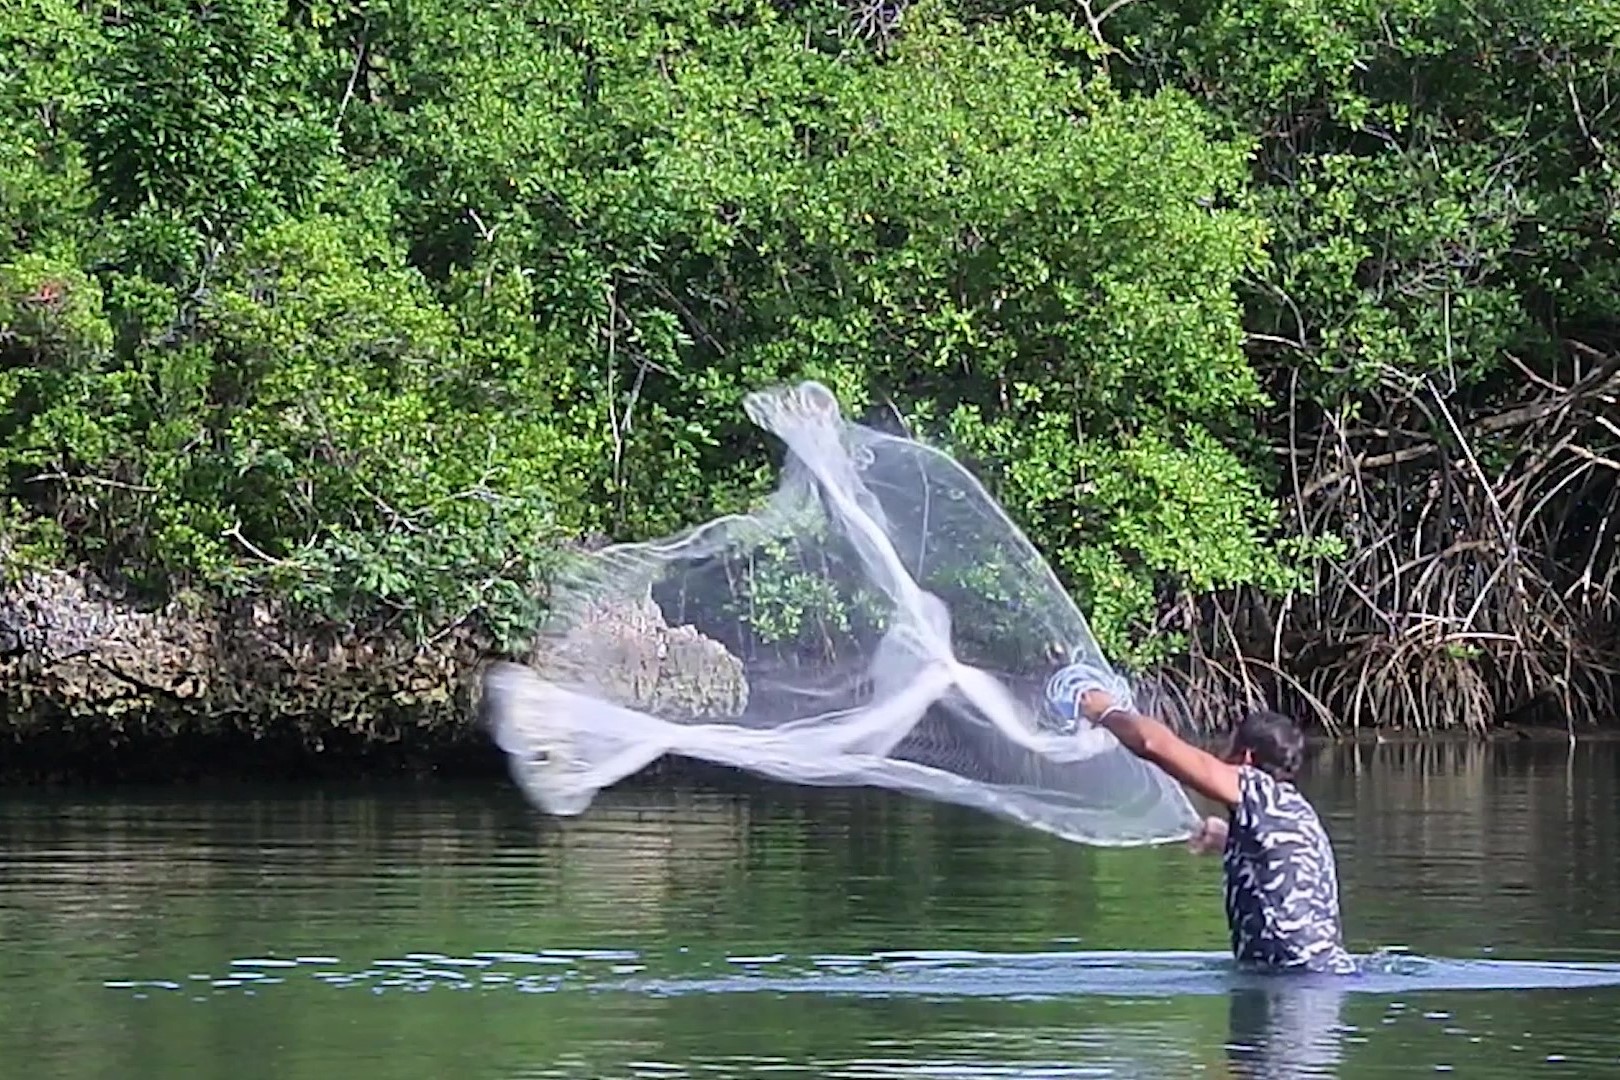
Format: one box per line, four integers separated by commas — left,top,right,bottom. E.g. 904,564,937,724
102,946,1620,1000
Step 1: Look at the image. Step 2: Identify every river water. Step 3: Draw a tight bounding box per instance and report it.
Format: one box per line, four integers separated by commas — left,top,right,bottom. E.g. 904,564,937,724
3,739,1619,1077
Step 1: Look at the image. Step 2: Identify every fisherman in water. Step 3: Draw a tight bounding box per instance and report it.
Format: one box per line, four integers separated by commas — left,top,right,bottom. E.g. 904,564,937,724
1046,662,1357,975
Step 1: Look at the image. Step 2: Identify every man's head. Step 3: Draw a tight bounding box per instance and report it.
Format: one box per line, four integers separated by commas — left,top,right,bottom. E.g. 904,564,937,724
1222,709,1305,782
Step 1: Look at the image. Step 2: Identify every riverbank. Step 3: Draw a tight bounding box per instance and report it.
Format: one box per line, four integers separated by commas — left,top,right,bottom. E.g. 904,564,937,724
0,563,489,783
0,560,748,785
4,562,1614,787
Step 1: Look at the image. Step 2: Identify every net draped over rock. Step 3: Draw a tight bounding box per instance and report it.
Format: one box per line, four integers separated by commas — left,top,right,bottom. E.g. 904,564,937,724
483,382,1200,846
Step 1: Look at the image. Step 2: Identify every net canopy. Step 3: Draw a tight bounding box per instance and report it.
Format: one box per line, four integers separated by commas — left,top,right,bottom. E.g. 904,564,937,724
483,381,1200,846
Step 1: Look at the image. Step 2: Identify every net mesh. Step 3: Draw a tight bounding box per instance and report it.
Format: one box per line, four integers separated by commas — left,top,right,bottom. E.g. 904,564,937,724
482,381,1200,846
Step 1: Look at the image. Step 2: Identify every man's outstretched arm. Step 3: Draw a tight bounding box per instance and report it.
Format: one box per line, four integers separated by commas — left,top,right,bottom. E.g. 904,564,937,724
1079,689,1243,809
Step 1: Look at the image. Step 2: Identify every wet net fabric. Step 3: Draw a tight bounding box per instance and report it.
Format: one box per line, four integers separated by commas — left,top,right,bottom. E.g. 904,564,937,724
482,382,1200,846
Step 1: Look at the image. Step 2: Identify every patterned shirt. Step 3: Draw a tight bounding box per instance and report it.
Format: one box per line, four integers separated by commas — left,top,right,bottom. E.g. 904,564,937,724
1222,766,1356,974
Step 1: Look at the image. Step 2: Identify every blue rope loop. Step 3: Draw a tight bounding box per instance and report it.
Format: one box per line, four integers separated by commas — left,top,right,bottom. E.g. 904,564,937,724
1043,662,1096,723
1043,659,1133,732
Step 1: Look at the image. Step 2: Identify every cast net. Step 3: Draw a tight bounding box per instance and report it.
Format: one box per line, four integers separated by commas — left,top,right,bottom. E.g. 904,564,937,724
482,381,1199,845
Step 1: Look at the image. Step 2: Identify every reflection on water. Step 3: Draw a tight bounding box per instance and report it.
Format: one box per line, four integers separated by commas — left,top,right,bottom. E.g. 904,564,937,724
1,741,1619,1077
1226,986,1347,1078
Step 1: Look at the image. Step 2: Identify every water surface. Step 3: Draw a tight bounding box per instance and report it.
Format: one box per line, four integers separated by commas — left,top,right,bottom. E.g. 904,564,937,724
3,740,1619,1077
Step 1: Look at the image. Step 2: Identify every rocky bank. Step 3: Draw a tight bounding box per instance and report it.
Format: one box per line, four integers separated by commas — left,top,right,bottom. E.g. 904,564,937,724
0,564,748,782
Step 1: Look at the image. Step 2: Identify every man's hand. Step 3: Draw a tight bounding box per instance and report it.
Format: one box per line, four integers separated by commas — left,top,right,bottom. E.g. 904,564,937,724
1187,815,1228,855
1079,687,1117,722
1044,660,1132,725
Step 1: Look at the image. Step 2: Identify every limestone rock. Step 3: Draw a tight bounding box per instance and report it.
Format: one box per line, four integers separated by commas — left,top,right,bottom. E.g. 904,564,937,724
0,565,471,742
0,563,748,762
528,591,748,720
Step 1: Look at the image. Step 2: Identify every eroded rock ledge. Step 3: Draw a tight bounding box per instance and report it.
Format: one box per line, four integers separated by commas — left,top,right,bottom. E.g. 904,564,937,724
0,565,748,781
529,591,749,721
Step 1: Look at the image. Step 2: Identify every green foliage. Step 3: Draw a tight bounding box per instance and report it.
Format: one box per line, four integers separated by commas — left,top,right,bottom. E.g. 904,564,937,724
0,0,100,262
335,1,1297,659
8,0,1465,663
1111,0,1620,397
86,0,336,231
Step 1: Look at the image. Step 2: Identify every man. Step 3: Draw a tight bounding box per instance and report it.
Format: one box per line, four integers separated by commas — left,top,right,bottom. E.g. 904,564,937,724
1047,663,1357,975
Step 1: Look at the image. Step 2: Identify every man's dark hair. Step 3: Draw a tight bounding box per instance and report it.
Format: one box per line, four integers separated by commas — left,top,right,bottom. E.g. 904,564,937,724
1234,709,1305,782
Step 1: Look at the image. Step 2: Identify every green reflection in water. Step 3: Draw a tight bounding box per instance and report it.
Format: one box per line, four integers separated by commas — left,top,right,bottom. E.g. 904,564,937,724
2,741,1618,1077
